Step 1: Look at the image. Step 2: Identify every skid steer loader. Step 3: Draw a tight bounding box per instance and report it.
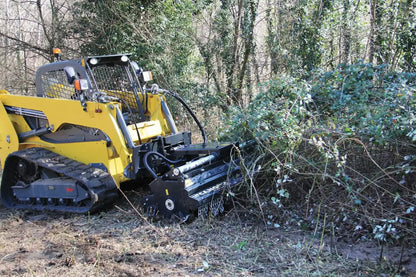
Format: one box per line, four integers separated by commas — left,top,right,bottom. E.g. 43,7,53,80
0,50,248,219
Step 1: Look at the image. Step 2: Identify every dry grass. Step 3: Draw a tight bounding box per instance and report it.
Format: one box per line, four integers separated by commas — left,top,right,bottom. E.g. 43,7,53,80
0,188,408,277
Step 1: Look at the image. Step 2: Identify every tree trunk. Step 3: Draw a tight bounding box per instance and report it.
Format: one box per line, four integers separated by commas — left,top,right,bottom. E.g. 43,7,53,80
368,0,376,63
236,0,258,106
341,0,351,64
226,0,244,106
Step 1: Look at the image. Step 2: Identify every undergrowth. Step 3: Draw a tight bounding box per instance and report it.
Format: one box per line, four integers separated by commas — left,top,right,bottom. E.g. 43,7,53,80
221,62,416,247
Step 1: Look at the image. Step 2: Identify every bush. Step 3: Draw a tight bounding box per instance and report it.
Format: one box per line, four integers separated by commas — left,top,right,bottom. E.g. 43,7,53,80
223,63,416,245
312,62,416,144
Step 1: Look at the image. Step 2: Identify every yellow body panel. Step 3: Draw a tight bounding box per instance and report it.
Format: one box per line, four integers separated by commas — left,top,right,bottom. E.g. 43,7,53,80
0,91,19,167
146,95,176,135
0,91,176,186
127,121,163,143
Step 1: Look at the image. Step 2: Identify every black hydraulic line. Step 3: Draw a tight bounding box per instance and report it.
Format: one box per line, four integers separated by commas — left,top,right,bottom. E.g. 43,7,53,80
128,63,148,114
143,151,182,179
164,90,207,144
135,81,148,114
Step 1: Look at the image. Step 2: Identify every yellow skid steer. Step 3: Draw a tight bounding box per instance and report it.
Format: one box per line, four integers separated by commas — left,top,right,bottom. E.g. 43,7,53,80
0,51,245,219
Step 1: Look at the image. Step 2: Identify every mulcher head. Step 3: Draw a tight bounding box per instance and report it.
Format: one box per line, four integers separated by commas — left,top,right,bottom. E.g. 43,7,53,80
141,142,250,220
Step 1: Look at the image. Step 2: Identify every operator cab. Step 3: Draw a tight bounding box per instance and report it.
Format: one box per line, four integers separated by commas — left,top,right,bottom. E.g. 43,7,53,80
34,50,178,146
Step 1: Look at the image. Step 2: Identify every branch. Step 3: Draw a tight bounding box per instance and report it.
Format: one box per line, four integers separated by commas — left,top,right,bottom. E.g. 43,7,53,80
0,31,49,58
36,0,52,45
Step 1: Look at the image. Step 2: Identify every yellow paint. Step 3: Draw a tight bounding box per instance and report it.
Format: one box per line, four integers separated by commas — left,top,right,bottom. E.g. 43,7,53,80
0,90,178,186
45,86,176,136
0,96,19,167
127,121,163,143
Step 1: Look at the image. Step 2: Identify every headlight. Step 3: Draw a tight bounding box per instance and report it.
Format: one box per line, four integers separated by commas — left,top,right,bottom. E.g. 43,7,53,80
89,58,98,65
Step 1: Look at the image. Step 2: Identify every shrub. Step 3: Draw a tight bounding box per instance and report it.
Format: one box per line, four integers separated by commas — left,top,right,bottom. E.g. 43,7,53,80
223,63,416,245
311,62,416,144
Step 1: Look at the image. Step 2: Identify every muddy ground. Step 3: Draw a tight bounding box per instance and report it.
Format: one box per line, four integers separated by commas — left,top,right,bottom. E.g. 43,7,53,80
0,188,415,277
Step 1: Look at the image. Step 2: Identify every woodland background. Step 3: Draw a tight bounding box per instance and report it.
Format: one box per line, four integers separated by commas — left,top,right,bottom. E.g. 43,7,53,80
1,0,416,256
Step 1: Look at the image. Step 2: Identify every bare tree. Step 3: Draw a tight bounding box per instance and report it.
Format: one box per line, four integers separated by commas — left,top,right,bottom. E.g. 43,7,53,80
195,0,259,109
0,0,77,94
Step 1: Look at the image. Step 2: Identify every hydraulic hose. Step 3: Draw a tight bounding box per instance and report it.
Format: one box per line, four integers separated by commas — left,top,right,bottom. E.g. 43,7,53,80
164,89,208,144
143,151,182,179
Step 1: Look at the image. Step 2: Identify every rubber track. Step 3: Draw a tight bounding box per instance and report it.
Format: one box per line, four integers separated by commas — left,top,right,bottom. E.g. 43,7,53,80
2,147,119,213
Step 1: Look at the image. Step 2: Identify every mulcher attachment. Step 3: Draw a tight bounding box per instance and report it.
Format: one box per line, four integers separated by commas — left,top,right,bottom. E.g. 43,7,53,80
141,143,243,220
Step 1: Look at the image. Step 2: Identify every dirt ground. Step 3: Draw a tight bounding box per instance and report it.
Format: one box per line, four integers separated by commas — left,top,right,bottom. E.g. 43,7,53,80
0,188,415,277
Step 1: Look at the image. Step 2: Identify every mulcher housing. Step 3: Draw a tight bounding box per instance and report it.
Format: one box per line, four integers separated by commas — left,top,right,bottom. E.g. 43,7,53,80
0,53,243,219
